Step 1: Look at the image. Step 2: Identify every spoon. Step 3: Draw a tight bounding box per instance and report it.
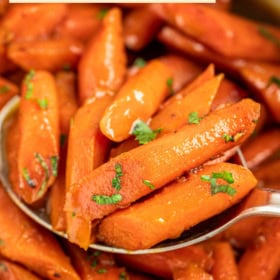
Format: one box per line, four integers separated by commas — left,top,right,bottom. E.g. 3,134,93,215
1,95,280,255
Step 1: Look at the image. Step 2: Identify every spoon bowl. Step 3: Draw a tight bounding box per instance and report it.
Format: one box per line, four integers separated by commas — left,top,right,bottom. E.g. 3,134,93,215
1,96,280,254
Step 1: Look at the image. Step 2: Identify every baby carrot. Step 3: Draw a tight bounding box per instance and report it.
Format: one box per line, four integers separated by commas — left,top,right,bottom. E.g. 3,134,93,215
173,263,214,280
7,39,84,72
0,77,19,109
17,70,59,204
97,162,257,250
78,7,126,104
65,98,259,248
99,59,172,142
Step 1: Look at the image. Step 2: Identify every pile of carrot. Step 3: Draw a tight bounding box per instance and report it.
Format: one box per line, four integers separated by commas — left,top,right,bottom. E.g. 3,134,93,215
0,1,280,279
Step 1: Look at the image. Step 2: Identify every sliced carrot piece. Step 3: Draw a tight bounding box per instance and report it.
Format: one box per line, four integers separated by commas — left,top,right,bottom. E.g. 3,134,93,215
78,7,126,104
97,162,257,250
65,98,259,248
173,263,213,280
100,59,172,142
0,77,19,109
17,70,59,204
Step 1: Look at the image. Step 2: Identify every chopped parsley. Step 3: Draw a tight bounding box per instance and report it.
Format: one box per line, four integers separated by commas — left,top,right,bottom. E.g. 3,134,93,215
35,152,50,197
258,26,280,48
97,8,108,19
37,98,48,109
133,57,147,68
222,133,234,143
62,63,72,71
0,85,9,94
201,171,236,196
24,70,35,99
50,156,59,177
119,271,128,280
143,179,155,190
92,193,122,205
268,76,280,87
0,262,7,272
0,239,4,246
22,167,36,188
112,163,123,191
166,77,175,95
97,268,107,274
71,211,76,218
188,112,203,124
131,120,162,145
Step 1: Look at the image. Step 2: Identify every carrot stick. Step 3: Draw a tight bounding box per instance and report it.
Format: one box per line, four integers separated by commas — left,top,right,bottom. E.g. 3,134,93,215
0,186,79,280
152,3,280,61
238,218,280,280
210,242,239,280
78,7,126,104
123,6,162,51
116,244,213,278
0,4,68,43
173,263,214,280
0,259,42,280
17,70,59,204
65,94,113,248
99,59,172,142
65,98,259,248
0,77,19,109
97,162,257,250
7,39,84,72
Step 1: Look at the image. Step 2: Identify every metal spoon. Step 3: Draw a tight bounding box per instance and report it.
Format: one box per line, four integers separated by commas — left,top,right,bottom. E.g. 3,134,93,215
1,95,280,255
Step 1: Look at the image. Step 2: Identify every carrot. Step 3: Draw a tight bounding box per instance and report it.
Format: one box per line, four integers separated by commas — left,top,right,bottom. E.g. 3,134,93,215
173,263,214,280
223,188,269,248
254,159,280,186
0,186,79,280
116,244,213,278
123,6,162,51
0,77,19,109
0,45,15,74
238,62,280,123
149,74,223,135
17,70,59,204
65,98,259,248
210,242,239,280
0,4,68,43
97,162,257,250
0,0,8,15
66,244,128,280
65,94,113,248
99,59,172,142
7,39,84,72
78,7,126,104
238,218,280,280
152,4,280,61
54,4,104,42
0,259,42,280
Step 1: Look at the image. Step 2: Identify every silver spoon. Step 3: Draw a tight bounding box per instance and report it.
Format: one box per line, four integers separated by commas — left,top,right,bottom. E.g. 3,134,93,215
1,95,280,255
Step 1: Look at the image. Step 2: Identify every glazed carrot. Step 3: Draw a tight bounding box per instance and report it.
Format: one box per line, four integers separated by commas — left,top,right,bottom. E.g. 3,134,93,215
238,62,280,123
7,39,84,72
0,4,68,43
65,98,259,248
0,45,15,74
223,188,269,248
65,94,113,248
153,4,280,61
238,218,280,280
0,0,8,15
100,59,172,142
17,70,59,204
0,259,42,280
123,6,162,51
0,77,19,109
150,74,223,135
116,244,213,278
0,186,79,280
97,162,257,250
78,7,126,104
210,242,239,280
173,263,214,280
54,4,104,42
254,159,280,186
66,244,128,280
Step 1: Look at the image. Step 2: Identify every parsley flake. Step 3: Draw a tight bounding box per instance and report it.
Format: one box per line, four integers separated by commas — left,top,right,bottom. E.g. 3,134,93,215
97,8,108,20
97,268,107,274
143,179,155,190
92,193,122,205
22,167,36,188
119,271,128,280
268,76,280,87
112,163,123,191
131,120,162,145
37,98,48,109
24,70,35,99
133,57,146,68
35,152,50,197
166,77,174,95
0,85,9,94
222,133,234,143
50,156,59,177
0,239,4,246
188,112,203,124
259,26,280,48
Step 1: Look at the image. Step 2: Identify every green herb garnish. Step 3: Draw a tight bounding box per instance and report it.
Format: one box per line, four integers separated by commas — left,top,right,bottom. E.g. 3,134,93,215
268,76,280,87
133,57,147,68
143,179,155,190
119,271,128,280
0,262,7,272
97,8,108,19
188,112,203,124
131,120,162,145
166,77,174,95
0,85,9,94
50,155,59,177
37,98,48,109
112,163,123,191
92,193,122,205
24,69,35,99
97,268,107,274
35,152,49,197
201,171,236,196
22,167,36,188
0,239,4,246
259,26,280,48
222,133,234,143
